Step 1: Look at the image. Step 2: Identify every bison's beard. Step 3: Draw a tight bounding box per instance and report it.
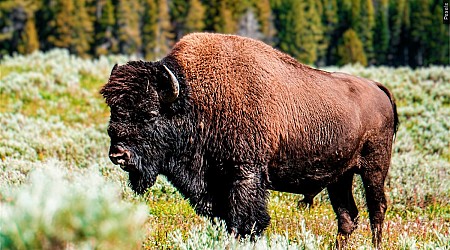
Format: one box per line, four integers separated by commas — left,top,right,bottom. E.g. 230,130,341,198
128,158,158,194
125,149,160,195
128,168,157,195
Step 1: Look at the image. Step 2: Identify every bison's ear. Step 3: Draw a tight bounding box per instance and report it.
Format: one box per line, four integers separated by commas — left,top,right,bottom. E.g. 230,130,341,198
157,65,180,103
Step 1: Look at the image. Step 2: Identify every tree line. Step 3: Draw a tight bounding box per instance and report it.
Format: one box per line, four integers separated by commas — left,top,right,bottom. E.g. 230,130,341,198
0,0,448,67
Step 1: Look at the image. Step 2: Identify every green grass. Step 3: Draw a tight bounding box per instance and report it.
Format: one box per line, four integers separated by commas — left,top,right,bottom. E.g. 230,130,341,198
0,50,449,249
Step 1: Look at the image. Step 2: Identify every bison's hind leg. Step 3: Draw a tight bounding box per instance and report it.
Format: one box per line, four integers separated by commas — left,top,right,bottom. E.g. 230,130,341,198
327,171,359,249
359,138,392,249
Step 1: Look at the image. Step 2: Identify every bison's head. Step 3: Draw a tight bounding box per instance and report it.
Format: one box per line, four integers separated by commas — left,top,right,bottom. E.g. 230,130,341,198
100,61,181,194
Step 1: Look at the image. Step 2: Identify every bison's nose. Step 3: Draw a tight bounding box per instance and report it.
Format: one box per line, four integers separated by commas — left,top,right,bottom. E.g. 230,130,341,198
109,146,131,166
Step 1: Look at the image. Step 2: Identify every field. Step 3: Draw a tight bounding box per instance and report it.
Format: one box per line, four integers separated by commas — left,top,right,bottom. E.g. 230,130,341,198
0,50,449,249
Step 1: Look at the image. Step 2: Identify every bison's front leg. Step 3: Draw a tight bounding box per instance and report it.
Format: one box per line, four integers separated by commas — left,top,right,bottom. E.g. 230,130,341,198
223,164,271,238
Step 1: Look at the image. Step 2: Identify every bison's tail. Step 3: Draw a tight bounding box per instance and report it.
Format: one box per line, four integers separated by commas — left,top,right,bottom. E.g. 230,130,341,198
376,83,399,138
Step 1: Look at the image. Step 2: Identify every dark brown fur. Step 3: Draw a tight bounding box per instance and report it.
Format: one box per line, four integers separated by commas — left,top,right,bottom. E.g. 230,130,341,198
101,33,398,248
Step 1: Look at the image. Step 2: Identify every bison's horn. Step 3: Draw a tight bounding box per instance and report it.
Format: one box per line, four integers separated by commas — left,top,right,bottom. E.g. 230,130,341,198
162,65,179,102
111,63,118,73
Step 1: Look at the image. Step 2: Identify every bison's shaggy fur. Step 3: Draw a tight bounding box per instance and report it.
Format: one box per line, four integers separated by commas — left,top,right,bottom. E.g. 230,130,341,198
101,33,398,248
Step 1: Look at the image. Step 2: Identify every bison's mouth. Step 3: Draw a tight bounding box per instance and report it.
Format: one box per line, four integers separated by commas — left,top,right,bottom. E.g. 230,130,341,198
113,153,159,195
118,163,135,172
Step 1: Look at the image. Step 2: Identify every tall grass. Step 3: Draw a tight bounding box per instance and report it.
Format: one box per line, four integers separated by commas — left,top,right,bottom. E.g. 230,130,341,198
0,50,449,249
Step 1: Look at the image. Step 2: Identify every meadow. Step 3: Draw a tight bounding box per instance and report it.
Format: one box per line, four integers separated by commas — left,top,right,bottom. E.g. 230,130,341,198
0,50,449,249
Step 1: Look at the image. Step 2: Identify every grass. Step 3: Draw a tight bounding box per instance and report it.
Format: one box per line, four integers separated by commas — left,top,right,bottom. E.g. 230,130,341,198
0,50,449,249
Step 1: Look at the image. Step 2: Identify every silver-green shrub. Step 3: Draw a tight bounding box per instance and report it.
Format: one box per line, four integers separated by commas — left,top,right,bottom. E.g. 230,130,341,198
0,113,108,166
0,162,148,250
170,218,327,250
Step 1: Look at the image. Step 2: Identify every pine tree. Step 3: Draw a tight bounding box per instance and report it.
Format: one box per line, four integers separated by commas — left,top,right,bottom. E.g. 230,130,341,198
116,0,141,55
237,8,263,40
358,0,374,63
0,2,14,48
254,0,276,43
142,0,174,59
301,0,324,64
388,0,406,65
1,0,40,55
374,0,390,65
17,13,39,54
202,0,219,31
409,0,432,66
400,0,411,66
274,0,304,61
350,0,361,29
331,0,353,65
216,1,236,33
170,0,189,39
272,0,322,65
337,0,352,27
72,0,93,57
322,0,338,29
321,0,338,38
321,0,338,65
34,0,54,51
334,0,373,64
93,0,116,56
227,0,251,22
389,0,411,65
141,0,158,59
234,0,276,43
337,28,367,66
425,0,449,65
202,0,236,33
185,0,206,33
155,0,174,58
48,0,75,50
46,0,93,56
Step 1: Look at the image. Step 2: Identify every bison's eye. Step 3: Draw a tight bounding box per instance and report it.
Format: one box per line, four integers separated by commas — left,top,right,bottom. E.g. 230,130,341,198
107,127,119,139
107,126,129,140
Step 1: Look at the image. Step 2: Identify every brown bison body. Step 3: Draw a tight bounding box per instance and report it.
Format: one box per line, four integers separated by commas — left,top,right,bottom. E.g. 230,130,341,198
101,33,398,248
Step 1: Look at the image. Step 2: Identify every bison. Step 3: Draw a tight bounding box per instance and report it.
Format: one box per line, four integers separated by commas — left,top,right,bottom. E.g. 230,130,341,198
101,33,398,248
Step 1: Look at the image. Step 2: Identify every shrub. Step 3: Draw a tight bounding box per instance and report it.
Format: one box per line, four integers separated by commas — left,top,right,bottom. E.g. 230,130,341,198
169,218,327,250
0,162,148,249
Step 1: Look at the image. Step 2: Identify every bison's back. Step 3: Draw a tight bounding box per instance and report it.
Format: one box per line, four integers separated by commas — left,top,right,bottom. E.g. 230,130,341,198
169,33,394,165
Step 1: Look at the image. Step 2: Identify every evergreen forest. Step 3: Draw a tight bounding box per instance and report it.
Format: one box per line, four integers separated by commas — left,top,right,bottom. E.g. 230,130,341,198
0,0,448,67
